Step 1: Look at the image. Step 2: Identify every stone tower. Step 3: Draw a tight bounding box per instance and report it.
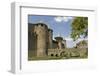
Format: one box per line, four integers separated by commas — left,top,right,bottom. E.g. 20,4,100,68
48,29,53,49
34,23,48,57
55,37,63,49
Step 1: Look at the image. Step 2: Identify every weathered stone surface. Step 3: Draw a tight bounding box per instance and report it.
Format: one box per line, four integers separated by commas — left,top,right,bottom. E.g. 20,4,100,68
28,23,87,58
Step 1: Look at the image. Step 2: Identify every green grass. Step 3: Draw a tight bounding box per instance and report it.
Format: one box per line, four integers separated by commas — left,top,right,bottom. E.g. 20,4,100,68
28,56,87,61
28,56,62,61
28,53,87,61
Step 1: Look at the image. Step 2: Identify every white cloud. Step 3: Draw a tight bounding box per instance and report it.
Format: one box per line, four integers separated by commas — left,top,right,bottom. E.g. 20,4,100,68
54,16,74,22
75,38,88,44
65,36,88,48
65,35,73,41
65,37,73,41
54,17,63,22
65,37,75,48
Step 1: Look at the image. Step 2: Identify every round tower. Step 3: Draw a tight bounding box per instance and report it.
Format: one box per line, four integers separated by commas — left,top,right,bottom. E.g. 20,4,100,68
55,36,63,49
48,29,53,49
34,23,48,57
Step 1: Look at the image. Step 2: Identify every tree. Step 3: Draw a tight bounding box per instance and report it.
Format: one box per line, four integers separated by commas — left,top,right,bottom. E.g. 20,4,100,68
71,17,88,41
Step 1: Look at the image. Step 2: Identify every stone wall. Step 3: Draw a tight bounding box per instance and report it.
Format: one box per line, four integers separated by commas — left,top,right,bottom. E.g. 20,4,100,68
48,48,88,58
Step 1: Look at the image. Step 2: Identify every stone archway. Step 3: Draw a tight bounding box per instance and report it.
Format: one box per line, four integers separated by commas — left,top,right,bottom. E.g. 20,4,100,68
60,51,67,58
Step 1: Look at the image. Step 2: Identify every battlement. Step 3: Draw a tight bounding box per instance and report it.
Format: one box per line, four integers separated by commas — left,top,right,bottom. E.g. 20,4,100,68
28,22,66,57
33,23,48,29
48,28,53,32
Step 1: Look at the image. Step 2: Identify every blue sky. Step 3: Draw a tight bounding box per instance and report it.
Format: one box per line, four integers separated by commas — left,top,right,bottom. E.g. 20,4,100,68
28,15,73,38
28,15,87,48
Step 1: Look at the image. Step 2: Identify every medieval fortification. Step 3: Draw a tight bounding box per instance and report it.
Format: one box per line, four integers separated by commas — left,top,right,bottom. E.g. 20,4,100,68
28,23,87,58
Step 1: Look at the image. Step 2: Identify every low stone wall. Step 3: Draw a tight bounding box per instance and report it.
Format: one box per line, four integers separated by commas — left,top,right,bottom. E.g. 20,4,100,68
48,48,88,58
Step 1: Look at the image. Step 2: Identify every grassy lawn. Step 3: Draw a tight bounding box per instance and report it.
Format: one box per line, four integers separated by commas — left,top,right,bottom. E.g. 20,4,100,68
28,56,87,61
28,54,87,61
28,56,62,61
